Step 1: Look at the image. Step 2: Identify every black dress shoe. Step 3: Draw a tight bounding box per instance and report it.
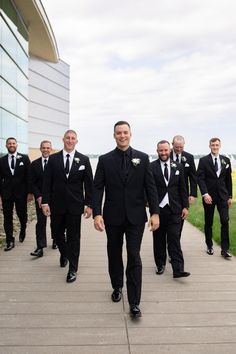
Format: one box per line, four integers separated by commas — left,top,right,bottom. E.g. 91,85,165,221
4,242,15,252
52,240,57,249
221,250,232,259
66,271,77,283
156,265,165,275
30,248,43,257
19,231,26,243
173,271,191,278
111,288,122,302
130,304,142,318
60,256,68,267
206,248,214,255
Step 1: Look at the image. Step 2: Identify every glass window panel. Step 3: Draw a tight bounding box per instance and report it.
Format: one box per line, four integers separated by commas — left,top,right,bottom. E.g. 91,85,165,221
1,17,28,76
17,93,28,120
17,67,28,98
17,118,28,143
1,109,17,139
0,46,17,87
17,142,28,154
1,79,17,115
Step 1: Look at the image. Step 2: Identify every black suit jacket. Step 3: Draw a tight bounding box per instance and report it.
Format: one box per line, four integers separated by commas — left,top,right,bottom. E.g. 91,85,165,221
170,150,197,197
151,159,189,214
42,150,93,215
197,154,232,201
30,157,46,200
0,153,31,200
93,147,159,226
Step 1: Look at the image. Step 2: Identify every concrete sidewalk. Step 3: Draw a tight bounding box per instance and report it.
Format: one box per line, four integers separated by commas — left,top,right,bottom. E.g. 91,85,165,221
0,219,236,353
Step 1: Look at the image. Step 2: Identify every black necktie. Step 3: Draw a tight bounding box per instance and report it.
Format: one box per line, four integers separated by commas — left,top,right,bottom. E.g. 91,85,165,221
214,157,218,172
176,154,179,163
43,159,47,170
65,154,70,174
164,163,168,181
11,155,15,169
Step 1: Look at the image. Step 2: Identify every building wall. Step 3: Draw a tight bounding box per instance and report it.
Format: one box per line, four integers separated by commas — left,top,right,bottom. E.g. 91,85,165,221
0,0,29,155
28,56,70,160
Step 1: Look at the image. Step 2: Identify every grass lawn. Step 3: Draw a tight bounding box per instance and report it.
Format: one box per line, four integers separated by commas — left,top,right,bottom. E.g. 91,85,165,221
188,171,236,255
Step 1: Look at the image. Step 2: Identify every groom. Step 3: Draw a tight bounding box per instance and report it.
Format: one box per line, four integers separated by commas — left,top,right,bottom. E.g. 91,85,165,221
93,121,160,318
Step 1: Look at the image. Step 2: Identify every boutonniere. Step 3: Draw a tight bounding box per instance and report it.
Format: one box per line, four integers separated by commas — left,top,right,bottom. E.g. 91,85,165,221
16,155,22,160
221,159,226,166
74,157,80,164
170,162,177,168
181,156,187,162
131,158,141,166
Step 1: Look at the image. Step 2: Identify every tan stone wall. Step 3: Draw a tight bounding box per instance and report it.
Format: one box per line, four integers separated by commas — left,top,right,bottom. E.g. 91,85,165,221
28,148,58,161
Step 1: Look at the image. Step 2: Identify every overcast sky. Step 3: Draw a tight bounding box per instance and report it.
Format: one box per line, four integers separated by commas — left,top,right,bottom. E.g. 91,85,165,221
42,0,236,155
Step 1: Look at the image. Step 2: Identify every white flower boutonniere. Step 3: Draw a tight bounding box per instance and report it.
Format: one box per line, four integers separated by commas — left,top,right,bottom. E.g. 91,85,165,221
170,162,177,168
16,155,22,160
131,158,141,166
181,156,187,162
221,159,226,166
74,157,80,164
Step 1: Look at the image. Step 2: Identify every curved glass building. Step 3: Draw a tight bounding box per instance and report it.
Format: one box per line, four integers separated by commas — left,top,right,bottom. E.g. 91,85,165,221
0,0,69,157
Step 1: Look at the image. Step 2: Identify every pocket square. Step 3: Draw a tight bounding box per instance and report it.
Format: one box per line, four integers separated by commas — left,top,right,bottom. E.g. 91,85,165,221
175,170,180,175
185,163,190,167
19,162,24,166
226,164,229,169
78,165,85,171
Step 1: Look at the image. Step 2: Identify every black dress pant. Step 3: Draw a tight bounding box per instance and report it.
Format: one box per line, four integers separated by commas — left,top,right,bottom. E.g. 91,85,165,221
203,198,229,251
51,213,82,272
153,205,184,273
105,221,145,306
35,201,47,249
2,197,27,244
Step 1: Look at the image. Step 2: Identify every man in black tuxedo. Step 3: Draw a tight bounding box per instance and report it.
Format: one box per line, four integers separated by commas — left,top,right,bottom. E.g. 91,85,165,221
0,137,32,251
42,130,93,283
29,140,57,258
151,140,190,278
93,121,160,318
171,135,197,237
197,137,232,258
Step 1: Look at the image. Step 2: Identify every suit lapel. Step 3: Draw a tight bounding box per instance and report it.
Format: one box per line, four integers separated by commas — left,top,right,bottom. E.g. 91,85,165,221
68,151,80,178
3,155,12,176
58,151,67,179
207,154,216,174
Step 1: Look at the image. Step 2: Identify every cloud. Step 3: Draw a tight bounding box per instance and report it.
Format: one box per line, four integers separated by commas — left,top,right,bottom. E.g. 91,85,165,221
43,0,236,154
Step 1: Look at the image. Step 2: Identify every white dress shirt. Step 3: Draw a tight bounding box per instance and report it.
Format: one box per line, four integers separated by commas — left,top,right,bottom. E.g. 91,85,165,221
211,153,221,177
8,153,17,175
159,159,170,208
63,149,75,177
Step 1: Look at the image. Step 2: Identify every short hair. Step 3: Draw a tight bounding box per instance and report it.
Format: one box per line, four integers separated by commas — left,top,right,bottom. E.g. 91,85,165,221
64,129,77,137
6,137,17,144
40,140,52,148
172,135,185,144
114,121,130,131
209,137,221,144
157,140,170,147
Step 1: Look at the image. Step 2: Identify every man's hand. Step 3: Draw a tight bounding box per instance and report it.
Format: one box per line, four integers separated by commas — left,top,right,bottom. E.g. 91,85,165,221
37,196,42,208
148,214,160,231
181,208,189,219
228,198,233,207
94,215,105,232
27,193,34,202
188,196,195,205
42,204,51,217
203,194,212,205
83,206,92,219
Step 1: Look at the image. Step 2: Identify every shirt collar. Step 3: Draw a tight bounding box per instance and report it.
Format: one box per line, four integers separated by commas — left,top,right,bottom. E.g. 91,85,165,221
63,149,75,158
